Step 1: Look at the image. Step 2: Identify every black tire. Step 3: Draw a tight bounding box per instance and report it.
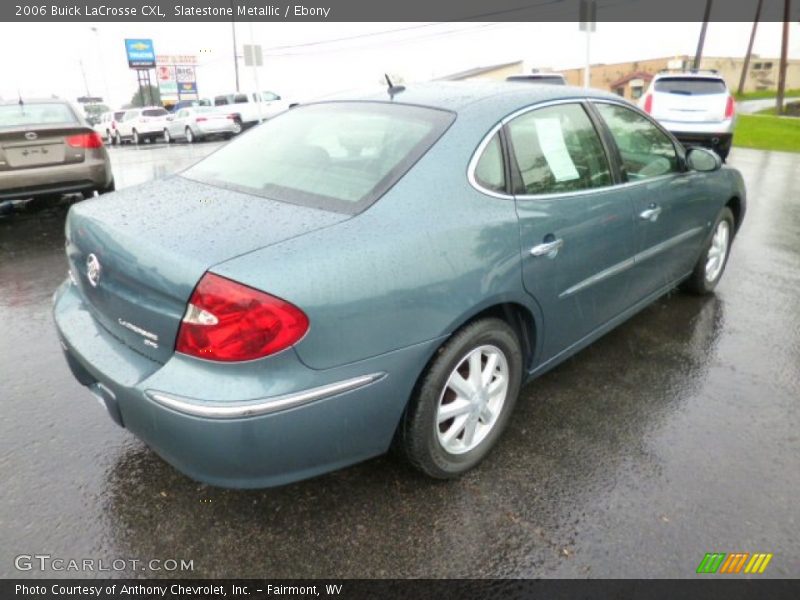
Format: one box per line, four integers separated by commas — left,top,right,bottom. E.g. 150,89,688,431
132,129,140,145
114,130,122,146
185,127,196,143
163,128,173,144
105,130,114,145
99,179,115,195
81,190,96,200
683,207,735,295
397,317,523,479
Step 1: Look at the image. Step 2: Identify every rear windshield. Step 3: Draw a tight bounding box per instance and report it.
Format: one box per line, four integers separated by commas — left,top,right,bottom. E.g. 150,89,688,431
184,102,454,213
113,111,125,120
143,108,168,117
0,103,77,129
654,77,726,95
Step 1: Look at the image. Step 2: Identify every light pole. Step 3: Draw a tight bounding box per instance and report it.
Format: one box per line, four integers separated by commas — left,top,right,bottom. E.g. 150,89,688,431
231,1,240,91
90,27,110,105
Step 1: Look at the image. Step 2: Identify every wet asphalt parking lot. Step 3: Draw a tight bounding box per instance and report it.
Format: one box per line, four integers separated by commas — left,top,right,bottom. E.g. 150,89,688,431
1,142,798,579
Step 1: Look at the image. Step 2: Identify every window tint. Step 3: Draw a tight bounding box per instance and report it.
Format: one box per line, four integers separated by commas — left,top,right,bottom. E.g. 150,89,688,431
506,103,612,195
233,94,248,104
184,102,454,213
595,103,678,181
143,108,167,117
474,133,506,193
214,96,229,106
113,111,125,120
0,103,77,129
654,77,726,95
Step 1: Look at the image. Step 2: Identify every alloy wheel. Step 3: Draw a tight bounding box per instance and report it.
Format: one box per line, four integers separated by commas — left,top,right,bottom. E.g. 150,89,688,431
435,344,509,455
705,220,730,282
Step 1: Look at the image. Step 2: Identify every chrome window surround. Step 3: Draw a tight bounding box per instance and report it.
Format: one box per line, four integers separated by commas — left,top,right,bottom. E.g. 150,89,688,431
467,97,684,201
145,372,385,420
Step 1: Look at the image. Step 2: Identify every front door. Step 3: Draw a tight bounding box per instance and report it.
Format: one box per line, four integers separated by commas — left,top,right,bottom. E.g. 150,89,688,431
592,102,710,300
506,102,637,363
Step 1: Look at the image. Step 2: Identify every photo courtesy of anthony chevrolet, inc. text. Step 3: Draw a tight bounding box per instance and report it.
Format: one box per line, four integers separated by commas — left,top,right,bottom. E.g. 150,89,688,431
1,0,799,598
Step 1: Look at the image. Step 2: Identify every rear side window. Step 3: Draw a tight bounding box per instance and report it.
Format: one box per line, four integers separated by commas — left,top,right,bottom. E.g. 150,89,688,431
143,109,167,117
233,94,249,104
506,103,612,195
654,78,726,95
214,97,229,106
0,103,77,129
113,111,125,121
184,102,455,213
473,133,506,193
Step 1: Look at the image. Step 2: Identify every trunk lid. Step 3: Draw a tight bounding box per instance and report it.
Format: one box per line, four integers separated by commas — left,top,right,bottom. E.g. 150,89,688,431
651,77,729,123
0,125,92,171
65,176,348,363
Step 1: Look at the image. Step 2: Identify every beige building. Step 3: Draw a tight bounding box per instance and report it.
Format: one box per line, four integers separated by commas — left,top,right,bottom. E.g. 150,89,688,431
438,60,524,81
561,55,800,100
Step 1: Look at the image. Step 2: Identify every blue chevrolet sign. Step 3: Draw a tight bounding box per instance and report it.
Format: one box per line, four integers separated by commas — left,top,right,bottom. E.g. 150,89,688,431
125,38,156,69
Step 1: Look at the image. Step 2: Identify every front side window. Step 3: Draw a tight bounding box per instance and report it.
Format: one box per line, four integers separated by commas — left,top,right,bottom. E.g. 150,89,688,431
595,103,678,181
184,102,454,213
473,132,506,193
506,103,612,195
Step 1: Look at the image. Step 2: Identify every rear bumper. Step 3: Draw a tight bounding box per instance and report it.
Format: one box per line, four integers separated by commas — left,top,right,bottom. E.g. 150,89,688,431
195,122,237,136
672,132,733,154
0,152,112,199
53,280,439,488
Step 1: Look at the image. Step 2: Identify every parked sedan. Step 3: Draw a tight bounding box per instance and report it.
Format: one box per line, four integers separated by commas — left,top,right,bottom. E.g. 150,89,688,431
1,98,114,201
163,106,241,143
53,82,745,488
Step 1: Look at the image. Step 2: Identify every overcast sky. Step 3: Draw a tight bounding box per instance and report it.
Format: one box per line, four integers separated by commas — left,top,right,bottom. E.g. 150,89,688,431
1,21,798,107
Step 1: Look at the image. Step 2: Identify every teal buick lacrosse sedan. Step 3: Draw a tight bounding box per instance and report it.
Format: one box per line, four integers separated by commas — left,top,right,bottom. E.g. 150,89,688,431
53,82,746,488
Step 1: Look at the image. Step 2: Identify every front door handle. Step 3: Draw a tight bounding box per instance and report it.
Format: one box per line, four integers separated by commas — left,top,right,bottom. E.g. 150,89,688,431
530,238,564,258
639,206,662,222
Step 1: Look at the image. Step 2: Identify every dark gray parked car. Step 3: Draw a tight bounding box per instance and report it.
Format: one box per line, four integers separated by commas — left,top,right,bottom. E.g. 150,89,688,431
0,98,115,201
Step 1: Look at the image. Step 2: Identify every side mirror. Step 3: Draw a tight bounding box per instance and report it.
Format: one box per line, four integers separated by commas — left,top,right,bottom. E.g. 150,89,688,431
686,147,722,172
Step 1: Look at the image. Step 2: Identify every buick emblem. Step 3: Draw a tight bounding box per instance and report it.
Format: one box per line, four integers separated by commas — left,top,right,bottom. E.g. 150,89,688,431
25,131,38,141
86,253,102,287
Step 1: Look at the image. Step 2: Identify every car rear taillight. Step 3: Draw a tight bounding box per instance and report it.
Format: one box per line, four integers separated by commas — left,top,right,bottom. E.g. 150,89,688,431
176,273,309,362
66,132,104,148
643,94,653,114
725,95,735,119
196,117,208,122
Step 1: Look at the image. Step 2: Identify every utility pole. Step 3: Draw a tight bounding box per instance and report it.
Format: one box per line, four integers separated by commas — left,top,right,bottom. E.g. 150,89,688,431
231,0,240,92
694,0,713,69
580,0,597,88
776,0,791,115
737,0,764,96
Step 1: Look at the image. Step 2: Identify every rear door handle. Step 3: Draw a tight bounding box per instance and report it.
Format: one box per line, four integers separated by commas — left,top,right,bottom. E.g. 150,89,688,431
530,238,564,258
639,206,662,222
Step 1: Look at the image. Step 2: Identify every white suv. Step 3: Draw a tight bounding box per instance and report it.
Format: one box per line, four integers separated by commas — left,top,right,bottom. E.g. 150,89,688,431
115,107,170,145
639,71,735,160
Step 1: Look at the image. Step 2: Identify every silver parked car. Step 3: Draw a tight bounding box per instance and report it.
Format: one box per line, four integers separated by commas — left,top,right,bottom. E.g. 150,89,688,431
640,70,735,160
0,98,114,201
163,106,241,143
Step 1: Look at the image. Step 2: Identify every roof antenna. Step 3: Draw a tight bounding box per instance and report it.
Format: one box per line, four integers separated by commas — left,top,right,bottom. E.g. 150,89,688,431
384,73,406,99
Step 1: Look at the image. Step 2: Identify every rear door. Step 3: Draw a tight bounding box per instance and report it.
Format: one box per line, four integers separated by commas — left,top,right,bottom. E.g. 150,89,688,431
592,101,709,299
505,101,637,362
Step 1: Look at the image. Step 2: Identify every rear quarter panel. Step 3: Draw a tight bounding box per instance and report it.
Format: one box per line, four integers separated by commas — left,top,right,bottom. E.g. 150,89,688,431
213,114,539,370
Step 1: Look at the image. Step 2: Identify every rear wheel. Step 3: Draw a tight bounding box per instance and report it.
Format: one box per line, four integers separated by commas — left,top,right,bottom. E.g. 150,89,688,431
231,119,242,135
105,130,114,145
397,317,523,478
683,207,734,295
163,128,173,144
132,129,140,145
185,127,196,143
114,130,122,145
